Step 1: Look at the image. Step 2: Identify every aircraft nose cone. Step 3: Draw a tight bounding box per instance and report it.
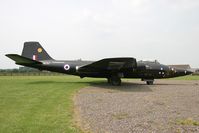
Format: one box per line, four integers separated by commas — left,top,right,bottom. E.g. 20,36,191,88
176,69,193,76
186,70,193,75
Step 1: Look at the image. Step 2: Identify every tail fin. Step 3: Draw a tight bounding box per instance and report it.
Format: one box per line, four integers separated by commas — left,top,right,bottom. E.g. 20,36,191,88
21,42,53,61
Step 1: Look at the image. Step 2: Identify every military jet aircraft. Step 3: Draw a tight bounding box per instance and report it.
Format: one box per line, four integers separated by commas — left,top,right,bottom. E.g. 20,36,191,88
6,42,193,86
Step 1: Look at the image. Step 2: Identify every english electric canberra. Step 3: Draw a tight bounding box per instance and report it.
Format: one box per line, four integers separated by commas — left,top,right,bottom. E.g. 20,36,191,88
6,42,192,85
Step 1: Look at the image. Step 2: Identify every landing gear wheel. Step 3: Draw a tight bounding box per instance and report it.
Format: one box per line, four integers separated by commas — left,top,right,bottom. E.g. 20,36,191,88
110,76,121,86
146,81,154,85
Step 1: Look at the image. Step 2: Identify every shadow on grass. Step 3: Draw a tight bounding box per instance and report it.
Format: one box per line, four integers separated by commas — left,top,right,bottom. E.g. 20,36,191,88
27,80,153,92
27,78,198,92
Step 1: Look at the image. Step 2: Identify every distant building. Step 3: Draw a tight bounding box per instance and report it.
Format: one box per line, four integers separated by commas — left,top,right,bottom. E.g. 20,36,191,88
168,64,199,74
168,64,191,70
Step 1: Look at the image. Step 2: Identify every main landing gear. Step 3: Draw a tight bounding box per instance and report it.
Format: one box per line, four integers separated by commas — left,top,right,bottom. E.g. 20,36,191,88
107,76,154,86
107,76,121,86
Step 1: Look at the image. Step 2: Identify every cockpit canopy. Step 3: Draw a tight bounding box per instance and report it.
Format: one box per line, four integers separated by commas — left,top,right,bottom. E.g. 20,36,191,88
138,60,160,64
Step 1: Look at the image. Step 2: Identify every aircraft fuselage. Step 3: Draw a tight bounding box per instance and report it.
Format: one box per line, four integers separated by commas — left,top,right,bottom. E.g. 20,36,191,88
26,59,191,80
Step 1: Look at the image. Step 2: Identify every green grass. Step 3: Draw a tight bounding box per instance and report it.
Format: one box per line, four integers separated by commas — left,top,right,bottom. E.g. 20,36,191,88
112,113,129,120
0,76,102,133
176,118,199,126
172,75,199,80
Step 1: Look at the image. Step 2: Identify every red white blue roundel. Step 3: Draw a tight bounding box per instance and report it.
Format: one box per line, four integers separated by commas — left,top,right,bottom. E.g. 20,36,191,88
64,64,70,70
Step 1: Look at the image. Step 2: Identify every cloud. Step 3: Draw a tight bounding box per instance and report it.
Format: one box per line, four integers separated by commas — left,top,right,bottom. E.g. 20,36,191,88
111,0,151,14
0,0,199,68
162,0,199,10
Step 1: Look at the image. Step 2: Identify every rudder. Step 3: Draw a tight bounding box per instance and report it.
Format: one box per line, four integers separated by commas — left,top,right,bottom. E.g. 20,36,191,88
21,42,53,61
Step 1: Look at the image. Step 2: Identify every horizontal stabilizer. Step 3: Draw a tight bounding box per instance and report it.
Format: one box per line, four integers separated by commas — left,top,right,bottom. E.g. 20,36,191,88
5,54,42,65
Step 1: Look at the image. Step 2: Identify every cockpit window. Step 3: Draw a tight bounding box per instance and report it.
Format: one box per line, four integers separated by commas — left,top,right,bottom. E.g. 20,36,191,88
138,60,160,64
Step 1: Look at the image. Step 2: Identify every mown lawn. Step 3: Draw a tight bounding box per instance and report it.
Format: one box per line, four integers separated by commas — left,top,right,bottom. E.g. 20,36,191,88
0,76,102,133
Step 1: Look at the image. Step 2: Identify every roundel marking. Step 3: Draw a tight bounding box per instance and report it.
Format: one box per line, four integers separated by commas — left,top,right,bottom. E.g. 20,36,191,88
64,64,70,70
37,48,43,53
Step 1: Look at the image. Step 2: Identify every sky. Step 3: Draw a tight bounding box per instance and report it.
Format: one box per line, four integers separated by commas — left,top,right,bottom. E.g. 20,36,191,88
0,0,199,69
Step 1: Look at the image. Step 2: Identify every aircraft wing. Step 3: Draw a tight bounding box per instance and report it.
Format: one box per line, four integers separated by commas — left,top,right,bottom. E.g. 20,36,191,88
5,54,42,65
79,57,137,72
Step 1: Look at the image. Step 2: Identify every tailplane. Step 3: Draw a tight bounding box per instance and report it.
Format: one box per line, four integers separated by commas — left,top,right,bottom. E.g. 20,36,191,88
22,42,53,61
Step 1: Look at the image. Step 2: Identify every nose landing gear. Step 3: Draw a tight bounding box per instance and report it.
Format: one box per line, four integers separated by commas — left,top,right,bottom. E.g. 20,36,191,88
142,79,154,85
146,80,154,85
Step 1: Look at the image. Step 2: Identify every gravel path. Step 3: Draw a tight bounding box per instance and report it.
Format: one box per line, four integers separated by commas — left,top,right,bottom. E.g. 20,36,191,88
74,80,199,133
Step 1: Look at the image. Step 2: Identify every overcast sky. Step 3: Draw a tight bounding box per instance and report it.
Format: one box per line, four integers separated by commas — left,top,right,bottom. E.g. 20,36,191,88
0,0,199,69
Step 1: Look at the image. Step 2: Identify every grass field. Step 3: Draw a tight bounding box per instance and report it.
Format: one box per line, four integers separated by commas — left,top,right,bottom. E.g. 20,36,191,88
0,75,198,133
0,76,102,133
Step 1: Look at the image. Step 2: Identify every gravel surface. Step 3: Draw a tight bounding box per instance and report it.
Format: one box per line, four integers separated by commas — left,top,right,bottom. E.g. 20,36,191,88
74,80,199,133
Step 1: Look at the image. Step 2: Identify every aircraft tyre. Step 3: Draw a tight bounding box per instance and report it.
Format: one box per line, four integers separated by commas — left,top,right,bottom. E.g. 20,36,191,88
110,76,121,86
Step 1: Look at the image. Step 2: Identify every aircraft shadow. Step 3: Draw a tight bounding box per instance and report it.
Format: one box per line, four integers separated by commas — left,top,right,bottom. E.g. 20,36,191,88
89,82,153,92
28,80,193,86
27,81,70,84
27,80,196,92
27,80,152,92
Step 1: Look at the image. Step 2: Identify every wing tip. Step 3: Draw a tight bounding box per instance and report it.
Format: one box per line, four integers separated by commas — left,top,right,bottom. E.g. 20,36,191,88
5,54,18,56
5,54,10,57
